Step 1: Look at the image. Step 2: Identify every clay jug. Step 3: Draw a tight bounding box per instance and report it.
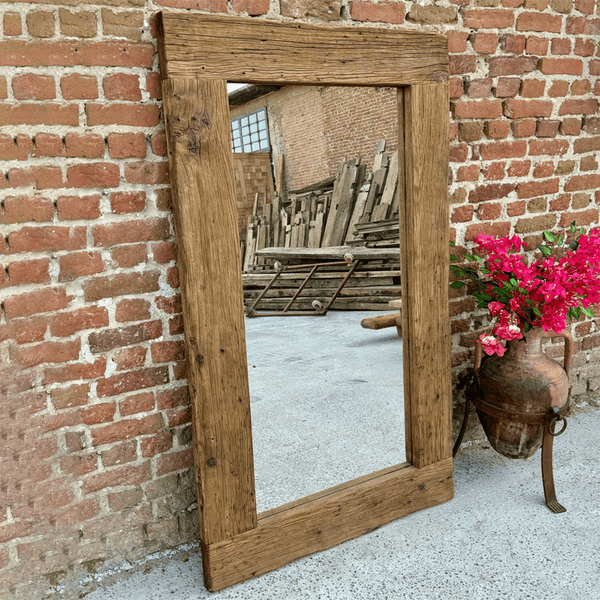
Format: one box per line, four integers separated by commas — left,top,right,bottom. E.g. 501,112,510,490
474,327,573,460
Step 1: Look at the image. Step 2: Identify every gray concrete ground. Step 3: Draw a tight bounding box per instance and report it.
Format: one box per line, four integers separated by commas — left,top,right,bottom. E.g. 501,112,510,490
77,312,600,600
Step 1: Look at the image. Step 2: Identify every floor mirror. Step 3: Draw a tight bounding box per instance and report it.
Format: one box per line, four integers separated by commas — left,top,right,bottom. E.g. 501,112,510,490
157,13,453,591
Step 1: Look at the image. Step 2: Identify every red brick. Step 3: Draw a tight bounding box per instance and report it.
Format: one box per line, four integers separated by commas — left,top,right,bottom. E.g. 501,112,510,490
465,221,511,241
119,392,154,416
0,40,155,68
525,36,549,55
232,0,270,14
150,131,167,157
485,120,511,139
115,299,152,323
60,453,98,477
451,205,474,223
152,242,177,264
539,58,584,75
0,316,47,344
536,120,560,138
477,202,502,220
43,358,106,385
155,295,182,314
60,73,98,99
107,133,146,159
561,118,582,136
6,258,50,286
82,461,151,493
55,498,100,525
503,99,553,118
558,209,599,227
91,413,163,446
7,165,64,189
59,250,104,281
517,177,560,198
66,163,120,188
12,73,55,100
102,441,138,468
4,12,22,36
449,55,477,75
551,194,570,211
466,78,493,98
96,367,169,398
0,104,79,126
82,402,116,425
548,80,569,97
456,164,480,182
532,161,555,178
82,271,160,302
580,155,597,171
156,386,189,410
565,174,600,192
495,77,522,98
471,32,498,53
141,431,173,458
489,56,538,77
65,133,105,158
0,77,6,99
109,191,146,214
484,161,506,180
469,183,515,203
447,30,468,53
574,38,595,57
93,218,169,247
507,200,527,216
8,225,86,253
166,266,179,289
480,140,527,160
463,9,514,28
124,161,169,185
146,72,162,100
86,103,159,127
571,80,591,95
449,79,463,100
4,286,72,320
551,38,571,55
151,341,185,364
56,194,101,220
500,34,526,54
559,99,598,115
453,99,503,119
529,139,570,155
0,195,53,224
574,137,600,153
51,383,90,410
575,0,594,13
110,244,147,268
582,118,600,135
103,73,141,101
156,448,193,477
50,306,109,337
89,321,161,353
351,1,404,24
155,188,171,211
0,134,31,160
458,122,483,142
517,12,562,32
10,339,80,368
450,144,468,163
114,347,147,371
520,79,545,97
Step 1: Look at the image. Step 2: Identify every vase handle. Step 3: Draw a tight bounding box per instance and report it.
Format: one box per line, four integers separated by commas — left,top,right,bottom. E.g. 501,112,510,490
473,341,483,374
543,329,574,379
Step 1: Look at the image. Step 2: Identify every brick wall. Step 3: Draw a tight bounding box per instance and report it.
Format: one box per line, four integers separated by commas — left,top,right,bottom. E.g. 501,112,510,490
0,0,599,597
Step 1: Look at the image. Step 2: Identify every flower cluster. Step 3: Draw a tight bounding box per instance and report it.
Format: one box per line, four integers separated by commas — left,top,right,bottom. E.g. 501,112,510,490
451,224,600,357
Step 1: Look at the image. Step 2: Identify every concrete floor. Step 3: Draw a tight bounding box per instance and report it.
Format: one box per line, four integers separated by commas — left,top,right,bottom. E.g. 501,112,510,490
79,312,600,600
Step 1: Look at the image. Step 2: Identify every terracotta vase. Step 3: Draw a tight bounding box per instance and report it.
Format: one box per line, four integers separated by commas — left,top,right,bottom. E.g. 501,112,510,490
474,327,573,460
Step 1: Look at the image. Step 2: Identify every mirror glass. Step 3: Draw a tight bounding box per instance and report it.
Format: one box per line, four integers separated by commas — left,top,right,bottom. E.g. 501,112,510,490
229,83,405,513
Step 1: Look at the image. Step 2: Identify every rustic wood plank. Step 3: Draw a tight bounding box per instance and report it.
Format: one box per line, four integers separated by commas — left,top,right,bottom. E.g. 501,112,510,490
203,459,454,591
162,78,257,544
255,246,399,260
372,149,398,222
400,84,452,468
158,13,449,86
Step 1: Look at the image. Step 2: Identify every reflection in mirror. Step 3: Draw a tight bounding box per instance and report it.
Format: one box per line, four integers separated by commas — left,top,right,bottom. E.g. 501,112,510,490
229,83,404,513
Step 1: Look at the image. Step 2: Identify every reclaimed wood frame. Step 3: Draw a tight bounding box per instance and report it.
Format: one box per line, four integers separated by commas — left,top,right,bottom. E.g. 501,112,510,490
157,12,452,592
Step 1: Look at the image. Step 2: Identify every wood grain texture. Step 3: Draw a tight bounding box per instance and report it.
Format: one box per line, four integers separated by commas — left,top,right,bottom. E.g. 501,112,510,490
162,78,257,544
400,84,452,468
157,13,448,86
203,459,454,591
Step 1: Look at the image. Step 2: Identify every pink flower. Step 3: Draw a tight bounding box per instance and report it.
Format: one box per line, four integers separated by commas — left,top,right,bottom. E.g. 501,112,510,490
479,334,507,357
494,323,523,341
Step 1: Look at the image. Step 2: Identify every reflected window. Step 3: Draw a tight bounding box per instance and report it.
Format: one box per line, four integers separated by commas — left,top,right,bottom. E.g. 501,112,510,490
231,108,270,153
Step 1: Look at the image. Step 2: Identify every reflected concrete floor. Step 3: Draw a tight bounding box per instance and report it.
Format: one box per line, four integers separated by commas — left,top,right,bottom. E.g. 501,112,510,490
245,310,405,513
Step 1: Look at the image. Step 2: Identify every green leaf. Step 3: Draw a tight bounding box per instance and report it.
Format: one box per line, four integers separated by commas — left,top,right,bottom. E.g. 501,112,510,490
539,245,552,257
480,268,491,274
543,231,556,242
473,254,483,262
450,254,459,262
582,307,594,318
533,307,542,318
572,307,581,320
509,277,518,287
450,281,465,289
570,221,577,235
450,241,456,247
557,234,563,246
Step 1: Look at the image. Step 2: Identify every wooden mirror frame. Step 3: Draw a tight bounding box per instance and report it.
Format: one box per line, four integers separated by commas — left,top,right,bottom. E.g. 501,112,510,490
157,13,453,592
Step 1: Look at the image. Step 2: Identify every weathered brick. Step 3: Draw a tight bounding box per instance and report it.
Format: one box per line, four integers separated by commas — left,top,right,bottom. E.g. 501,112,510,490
517,11,562,31
88,321,161,353
524,35,549,55
60,73,98,99
503,99,553,118
551,37,571,55
571,80,591,96
12,73,55,100
447,31,468,53
480,140,527,160
536,120,560,137
59,250,104,282
152,242,177,264
101,9,144,41
532,161,554,178
528,139,570,155
351,1,404,24
82,402,116,425
449,55,477,75
0,134,31,160
539,57,583,75
156,449,193,477
548,80,569,97
119,392,154,416
10,339,80,368
453,99,503,119
279,0,340,20
85,103,159,127
8,225,86,253
4,12,22,36
26,11,55,38
56,194,101,220
110,244,147,268
93,218,169,247
140,431,173,458
488,56,537,76
96,367,169,398
463,9,514,28
43,358,106,385
124,161,169,185
565,174,600,192
515,214,557,233
0,195,54,224
59,9,97,38
558,209,599,227
82,271,160,302
520,79,545,97
465,221,512,241
458,122,484,142
92,413,163,446
66,163,120,188
50,306,109,337
151,341,185,364
103,73,141,101
561,118,582,136
574,136,600,153
466,78,493,98
559,99,598,115
4,286,72,319
102,441,138,469
107,133,146,159
517,177,559,198
0,104,79,126
82,461,151,493
484,161,506,180
6,258,50,286
469,182,515,203
114,346,147,371
115,299,152,323
51,383,90,410
60,453,97,477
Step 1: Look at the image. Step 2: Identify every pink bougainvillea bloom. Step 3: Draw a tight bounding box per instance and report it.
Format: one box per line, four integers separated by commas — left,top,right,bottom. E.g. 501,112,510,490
495,323,523,341
479,334,507,357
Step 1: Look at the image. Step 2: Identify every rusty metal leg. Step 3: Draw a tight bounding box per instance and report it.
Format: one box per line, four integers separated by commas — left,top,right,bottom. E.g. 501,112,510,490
541,406,567,514
322,260,360,314
245,267,284,317
283,265,319,313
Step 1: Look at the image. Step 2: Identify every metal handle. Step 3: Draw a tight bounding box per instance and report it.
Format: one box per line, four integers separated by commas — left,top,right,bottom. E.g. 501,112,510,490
543,329,574,379
473,341,483,374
